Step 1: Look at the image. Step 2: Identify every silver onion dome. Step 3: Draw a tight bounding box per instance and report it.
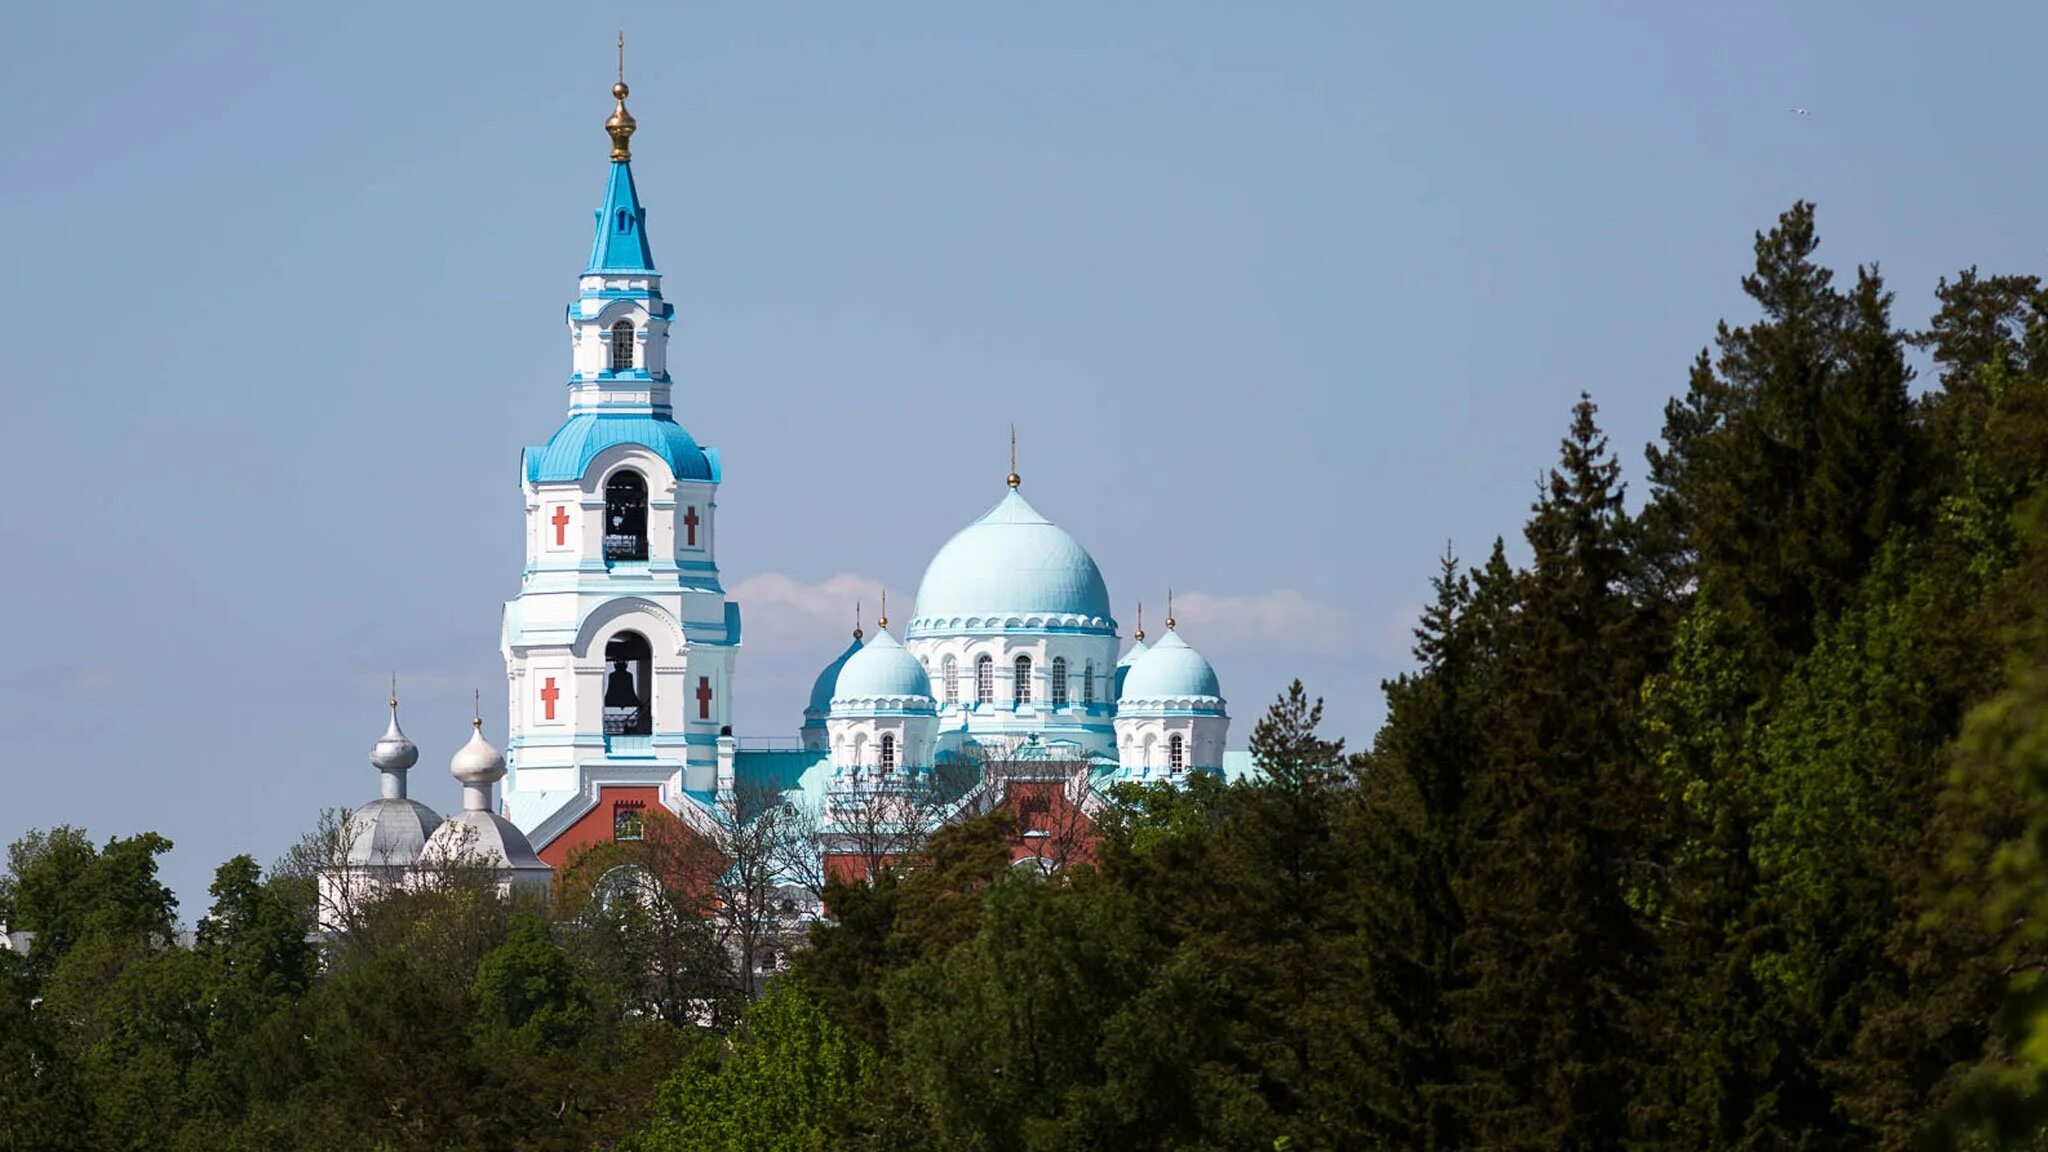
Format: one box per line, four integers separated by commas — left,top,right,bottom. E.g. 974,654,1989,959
451,718,507,792
370,697,419,773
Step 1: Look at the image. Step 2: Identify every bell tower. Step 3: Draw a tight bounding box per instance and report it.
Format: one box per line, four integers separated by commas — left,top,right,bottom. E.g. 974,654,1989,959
499,61,741,854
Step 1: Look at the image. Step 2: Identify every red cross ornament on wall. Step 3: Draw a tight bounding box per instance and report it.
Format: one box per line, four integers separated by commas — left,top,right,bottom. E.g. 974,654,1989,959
540,676,560,720
683,506,700,547
551,506,570,546
696,675,713,720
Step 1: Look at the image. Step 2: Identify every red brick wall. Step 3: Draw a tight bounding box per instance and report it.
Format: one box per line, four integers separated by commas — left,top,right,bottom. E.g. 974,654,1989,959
536,785,664,869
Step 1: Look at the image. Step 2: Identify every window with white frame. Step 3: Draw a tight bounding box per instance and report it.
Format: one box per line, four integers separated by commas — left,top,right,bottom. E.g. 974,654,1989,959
880,734,896,773
609,320,634,372
943,656,959,706
1050,657,1068,707
1083,661,1095,705
1169,733,1186,772
976,655,994,704
1013,655,1032,705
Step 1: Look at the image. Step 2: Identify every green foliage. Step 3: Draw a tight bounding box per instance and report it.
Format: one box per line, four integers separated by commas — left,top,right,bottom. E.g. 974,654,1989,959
471,913,594,1050
623,976,873,1152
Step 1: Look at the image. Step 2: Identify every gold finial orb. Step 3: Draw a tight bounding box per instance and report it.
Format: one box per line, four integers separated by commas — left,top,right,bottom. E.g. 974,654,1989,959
1007,472,1021,489
614,81,629,100
607,93,637,161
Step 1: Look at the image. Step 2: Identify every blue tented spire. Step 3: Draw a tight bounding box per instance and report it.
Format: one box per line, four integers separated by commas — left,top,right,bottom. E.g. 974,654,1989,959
586,160,657,275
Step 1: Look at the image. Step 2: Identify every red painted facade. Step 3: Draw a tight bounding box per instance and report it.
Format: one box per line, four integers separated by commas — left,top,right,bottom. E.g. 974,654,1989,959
536,784,664,869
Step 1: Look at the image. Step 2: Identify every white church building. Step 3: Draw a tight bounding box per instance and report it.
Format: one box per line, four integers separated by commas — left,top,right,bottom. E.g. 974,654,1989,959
334,73,1252,887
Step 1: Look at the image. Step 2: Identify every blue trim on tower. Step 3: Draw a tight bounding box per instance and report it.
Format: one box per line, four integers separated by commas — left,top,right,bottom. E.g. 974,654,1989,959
526,413,714,483
586,161,657,275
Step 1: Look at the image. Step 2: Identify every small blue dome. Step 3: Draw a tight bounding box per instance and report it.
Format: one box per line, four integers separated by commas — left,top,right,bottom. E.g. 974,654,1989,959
1116,637,1149,668
526,413,714,484
908,488,1113,633
832,630,934,704
1112,636,1149,699
804,634,865,722
1120,630,1222,700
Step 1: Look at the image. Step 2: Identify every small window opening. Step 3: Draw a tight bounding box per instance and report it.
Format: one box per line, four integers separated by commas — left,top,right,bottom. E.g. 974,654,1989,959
1013,655,1033,706
1050,657,1068,707
603,631,653,736
880,734,896,774
604,470,648,561
1083,661,1095,705
1169,734,1186,773
613,805,645,841
609,320,635,372
976,655,994,704
943,656,959,706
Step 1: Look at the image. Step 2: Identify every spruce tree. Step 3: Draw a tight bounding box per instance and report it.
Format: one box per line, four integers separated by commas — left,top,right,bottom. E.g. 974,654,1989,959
1450,395,1657,1151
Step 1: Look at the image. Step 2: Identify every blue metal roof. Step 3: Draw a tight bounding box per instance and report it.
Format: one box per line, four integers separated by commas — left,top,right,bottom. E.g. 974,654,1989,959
804,634,865,721
1119,630,1222,700
525,413,714,484
909,488,1114,629
586,161,657,275
832,629,934,705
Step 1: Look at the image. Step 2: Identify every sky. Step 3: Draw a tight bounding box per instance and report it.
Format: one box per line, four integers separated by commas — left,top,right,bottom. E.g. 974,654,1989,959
2,1,2043,916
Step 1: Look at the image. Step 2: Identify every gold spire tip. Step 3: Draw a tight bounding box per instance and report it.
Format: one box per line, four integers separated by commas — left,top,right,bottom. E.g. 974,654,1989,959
1134,601,1145,642
606,34,636,161
1165,588,1176,631
878,589,889,630
472,689,483,727
854,599,864,640
389,670,398,710
1007,424,1020,488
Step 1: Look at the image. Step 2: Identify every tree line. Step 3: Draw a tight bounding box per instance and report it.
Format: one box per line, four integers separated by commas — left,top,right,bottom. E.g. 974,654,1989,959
5,201,2048,1150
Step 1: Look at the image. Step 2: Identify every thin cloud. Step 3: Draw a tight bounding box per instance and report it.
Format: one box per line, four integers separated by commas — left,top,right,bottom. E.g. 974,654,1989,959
1168,589,1353,655
729,572,904,653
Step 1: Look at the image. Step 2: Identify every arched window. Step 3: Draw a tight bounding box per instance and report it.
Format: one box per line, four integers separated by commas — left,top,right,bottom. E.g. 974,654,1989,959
613,805,645,841
603,631,653,736
609,320,635,372
975,655,994,704
1049,657,1068,707
1169,733,1186,773
1082,661,1095,705
942,656,959,706
1013,655,1033,706
604,470,648,561
880,734,896,773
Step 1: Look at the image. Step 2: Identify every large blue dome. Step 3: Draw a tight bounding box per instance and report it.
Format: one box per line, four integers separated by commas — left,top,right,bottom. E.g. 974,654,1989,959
832,630,934,705
907,488,1114,635
1119,630,1223,702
